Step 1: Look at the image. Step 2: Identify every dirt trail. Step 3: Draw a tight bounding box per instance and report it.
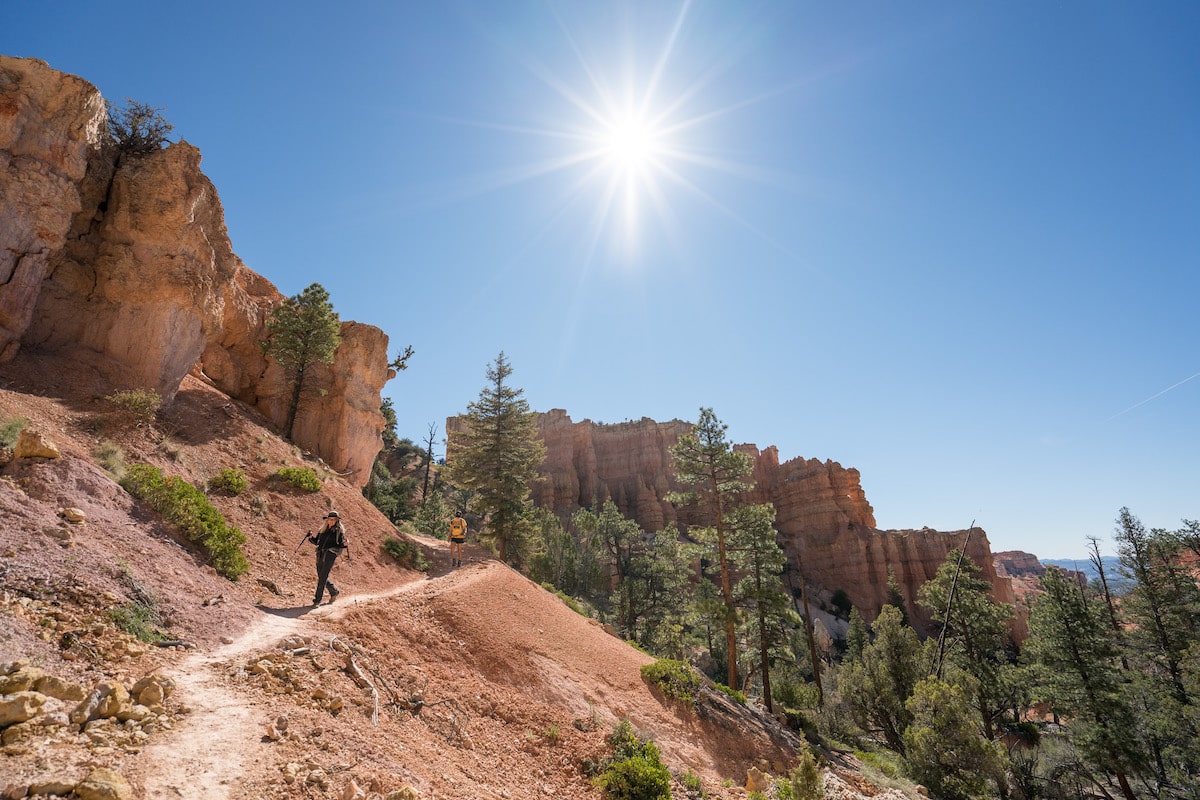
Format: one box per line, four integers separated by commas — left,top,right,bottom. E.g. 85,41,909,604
135,574,436,799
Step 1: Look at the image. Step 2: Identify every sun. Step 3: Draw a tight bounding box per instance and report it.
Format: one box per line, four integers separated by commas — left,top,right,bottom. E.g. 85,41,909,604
603,113,665,178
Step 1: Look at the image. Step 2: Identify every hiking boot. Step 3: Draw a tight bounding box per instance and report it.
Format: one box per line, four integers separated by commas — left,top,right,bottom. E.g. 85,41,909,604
328,588,340,603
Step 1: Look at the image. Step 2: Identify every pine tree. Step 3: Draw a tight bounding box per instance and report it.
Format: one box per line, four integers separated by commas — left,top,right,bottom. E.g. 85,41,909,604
669,408,754,690
731,502,791,713
1024,566,1143,800
261,283,342,440
1114,509,1200,794
446,353,545,564
918,550,1016,741
844,608,869,664
572,501,687,646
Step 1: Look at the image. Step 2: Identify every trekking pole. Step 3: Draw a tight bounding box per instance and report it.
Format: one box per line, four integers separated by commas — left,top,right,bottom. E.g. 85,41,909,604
272,532,311,589
344,549,360,606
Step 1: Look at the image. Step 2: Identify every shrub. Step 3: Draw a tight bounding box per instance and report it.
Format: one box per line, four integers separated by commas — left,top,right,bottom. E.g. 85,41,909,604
209,467,248,496
107,602,165,643
641,659,702,706
107,98,173,154
382,536,429,572
775,748,825,800
679,770,704,798
715,683,746,705
120,463,249,580
95,439,127,479
597,721,672,800
269,466,322,492
0,417,27,448
105,388,162,421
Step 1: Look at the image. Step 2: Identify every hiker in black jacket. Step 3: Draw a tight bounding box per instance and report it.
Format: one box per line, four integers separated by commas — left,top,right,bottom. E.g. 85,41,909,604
309,510,348,606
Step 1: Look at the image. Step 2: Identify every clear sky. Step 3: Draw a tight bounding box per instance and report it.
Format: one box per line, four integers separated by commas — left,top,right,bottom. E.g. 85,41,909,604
6,2,1197,559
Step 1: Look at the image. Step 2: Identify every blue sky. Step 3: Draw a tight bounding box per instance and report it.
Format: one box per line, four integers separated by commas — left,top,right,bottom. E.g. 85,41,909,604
7,2,1197,558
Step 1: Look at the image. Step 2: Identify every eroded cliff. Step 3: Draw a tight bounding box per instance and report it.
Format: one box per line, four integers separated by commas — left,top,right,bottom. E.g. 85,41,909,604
525,409,1017,633
0,56,389,486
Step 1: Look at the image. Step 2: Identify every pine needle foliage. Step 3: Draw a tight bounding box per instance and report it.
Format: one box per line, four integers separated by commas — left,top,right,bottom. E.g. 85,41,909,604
261,283,341,439
446,352,545,564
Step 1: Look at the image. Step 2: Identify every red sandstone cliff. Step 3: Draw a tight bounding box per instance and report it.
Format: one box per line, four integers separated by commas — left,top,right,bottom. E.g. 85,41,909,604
523,410,1019,635
0,56,389,486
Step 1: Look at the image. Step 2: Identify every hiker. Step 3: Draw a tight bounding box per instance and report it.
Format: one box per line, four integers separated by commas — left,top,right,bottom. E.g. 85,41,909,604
449,511,467,567
309,510,348,605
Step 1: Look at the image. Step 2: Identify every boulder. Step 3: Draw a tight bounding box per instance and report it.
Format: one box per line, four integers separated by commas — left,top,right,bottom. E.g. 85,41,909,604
32,674,84,701
0,691,45,727
73,769,132,800
13,429,60,459
0,665,44,694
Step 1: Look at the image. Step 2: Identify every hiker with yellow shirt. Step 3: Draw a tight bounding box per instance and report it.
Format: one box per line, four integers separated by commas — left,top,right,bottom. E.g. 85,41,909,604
449,511,467,568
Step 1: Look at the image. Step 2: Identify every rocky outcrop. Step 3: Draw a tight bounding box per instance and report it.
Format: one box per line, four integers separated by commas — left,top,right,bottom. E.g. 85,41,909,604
532,409,693,532
523,410,1017,634
0,56,390,487
0,57,108,361
993,550,1045,579
26,140,236,398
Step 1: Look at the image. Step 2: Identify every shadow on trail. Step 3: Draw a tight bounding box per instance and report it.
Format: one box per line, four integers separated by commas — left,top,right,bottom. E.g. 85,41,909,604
254,603,314,619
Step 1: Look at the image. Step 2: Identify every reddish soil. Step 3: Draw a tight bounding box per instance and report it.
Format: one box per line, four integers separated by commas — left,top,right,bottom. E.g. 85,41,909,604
0,354,911,800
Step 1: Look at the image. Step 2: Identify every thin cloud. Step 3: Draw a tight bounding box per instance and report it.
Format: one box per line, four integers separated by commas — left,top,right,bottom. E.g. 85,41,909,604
1106,370,1200,422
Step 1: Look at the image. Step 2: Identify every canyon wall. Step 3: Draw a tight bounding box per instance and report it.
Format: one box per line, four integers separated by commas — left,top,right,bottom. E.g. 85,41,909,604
0,56,388,486
521,410,1017,633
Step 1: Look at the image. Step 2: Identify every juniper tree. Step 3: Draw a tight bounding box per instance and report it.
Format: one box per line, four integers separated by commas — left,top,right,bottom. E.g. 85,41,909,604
838,604,925,754
446,352,545,564
903,678,1007,800
261,283,341,440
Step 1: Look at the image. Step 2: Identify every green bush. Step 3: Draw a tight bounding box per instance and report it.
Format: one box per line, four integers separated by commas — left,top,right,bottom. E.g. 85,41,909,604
107,602,165,643
714,682,746,705
208,467,248,495
382,536,429,572
775,748,825,800
679,770,704,798
597,721,672,800
269,466,322,492
105,388,162,421
120,463,249,580
0,417,27,448
641,659,702,706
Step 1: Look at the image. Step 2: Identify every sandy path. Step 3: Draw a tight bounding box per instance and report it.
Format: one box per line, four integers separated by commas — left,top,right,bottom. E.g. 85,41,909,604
135,577,432,799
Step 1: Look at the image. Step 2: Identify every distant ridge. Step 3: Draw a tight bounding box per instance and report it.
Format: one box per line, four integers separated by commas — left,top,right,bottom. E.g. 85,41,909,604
1042,556,1133,592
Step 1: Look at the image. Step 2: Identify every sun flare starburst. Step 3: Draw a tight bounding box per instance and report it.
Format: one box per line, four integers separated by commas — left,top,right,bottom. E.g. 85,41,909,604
603,113,665,177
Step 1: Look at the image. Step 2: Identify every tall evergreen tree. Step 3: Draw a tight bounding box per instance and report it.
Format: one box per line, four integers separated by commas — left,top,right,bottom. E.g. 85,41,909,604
1024,567,1143,800
261,283,342,440
446,352,546,564
669,408,754,690
1114,509,1200,794
918,550,1016,742
731,502,791,713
